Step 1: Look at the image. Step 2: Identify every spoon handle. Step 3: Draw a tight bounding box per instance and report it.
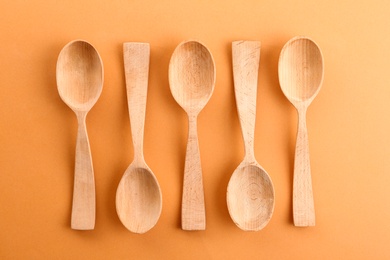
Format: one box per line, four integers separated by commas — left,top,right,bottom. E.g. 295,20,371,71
182,114,206,230
72,112,95,230
232,41,261,161
293,107,315,226
123,43,150,162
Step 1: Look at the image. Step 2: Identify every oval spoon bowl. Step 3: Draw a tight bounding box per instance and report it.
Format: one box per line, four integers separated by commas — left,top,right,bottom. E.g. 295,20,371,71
116,165,162,233
57,40,103,111
169,40,215,113
278,37,323,105
227,164,274,231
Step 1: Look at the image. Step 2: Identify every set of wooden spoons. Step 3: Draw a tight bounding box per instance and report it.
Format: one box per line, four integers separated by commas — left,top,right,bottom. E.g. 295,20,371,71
56,36,323,233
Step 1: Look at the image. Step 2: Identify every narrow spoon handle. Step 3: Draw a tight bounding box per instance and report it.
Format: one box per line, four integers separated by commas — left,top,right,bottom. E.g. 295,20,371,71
71,112,95,230
232,41,261,161
293,107,315,226
123,43,150,162
182,114,205,230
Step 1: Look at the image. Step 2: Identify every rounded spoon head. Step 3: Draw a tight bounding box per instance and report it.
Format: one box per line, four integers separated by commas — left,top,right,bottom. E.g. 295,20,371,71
169,40,216,114
116,164,162,233
278,36,324,106
56,40,103,112
227,164,275,231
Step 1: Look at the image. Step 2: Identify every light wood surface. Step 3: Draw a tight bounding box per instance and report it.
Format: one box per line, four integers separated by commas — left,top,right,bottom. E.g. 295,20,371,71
278,36,324,227
169,40,216,230
116,43,162,234
56,40,103,230
227,41,275,231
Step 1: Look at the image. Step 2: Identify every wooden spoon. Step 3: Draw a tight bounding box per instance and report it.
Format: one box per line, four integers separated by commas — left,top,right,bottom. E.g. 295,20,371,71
116,43,162,233
169,40,215,230
56,40,103,230
227,41,275,231
278,36,324,226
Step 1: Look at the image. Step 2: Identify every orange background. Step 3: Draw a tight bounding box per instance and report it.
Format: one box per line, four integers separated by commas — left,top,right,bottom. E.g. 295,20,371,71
1,0,390,259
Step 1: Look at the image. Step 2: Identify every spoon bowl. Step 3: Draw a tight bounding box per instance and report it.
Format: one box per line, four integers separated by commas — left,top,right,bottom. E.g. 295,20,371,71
56,40,103,230
279,37,323,105
116,164,162,233
169,40,215,114
57,41,103,111
169,40,215,230
227,164,274,230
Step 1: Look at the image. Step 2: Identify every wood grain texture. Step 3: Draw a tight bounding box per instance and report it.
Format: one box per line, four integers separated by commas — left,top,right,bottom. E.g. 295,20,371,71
125,43,149,161
169,40,216,230
232,41,260,161
56,40,103,230
116,43,162,233
278,36,324,227
71,112,95,230
227,41,275,231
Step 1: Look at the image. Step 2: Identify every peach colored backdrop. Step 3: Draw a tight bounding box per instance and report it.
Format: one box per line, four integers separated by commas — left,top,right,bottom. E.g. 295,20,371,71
1,0,390,259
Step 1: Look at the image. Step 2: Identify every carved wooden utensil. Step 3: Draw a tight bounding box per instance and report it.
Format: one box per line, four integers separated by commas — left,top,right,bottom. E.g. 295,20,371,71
56,40,103,230
116,43,162,233
278,36,324,226
227,41,275,231
169,40,215,230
